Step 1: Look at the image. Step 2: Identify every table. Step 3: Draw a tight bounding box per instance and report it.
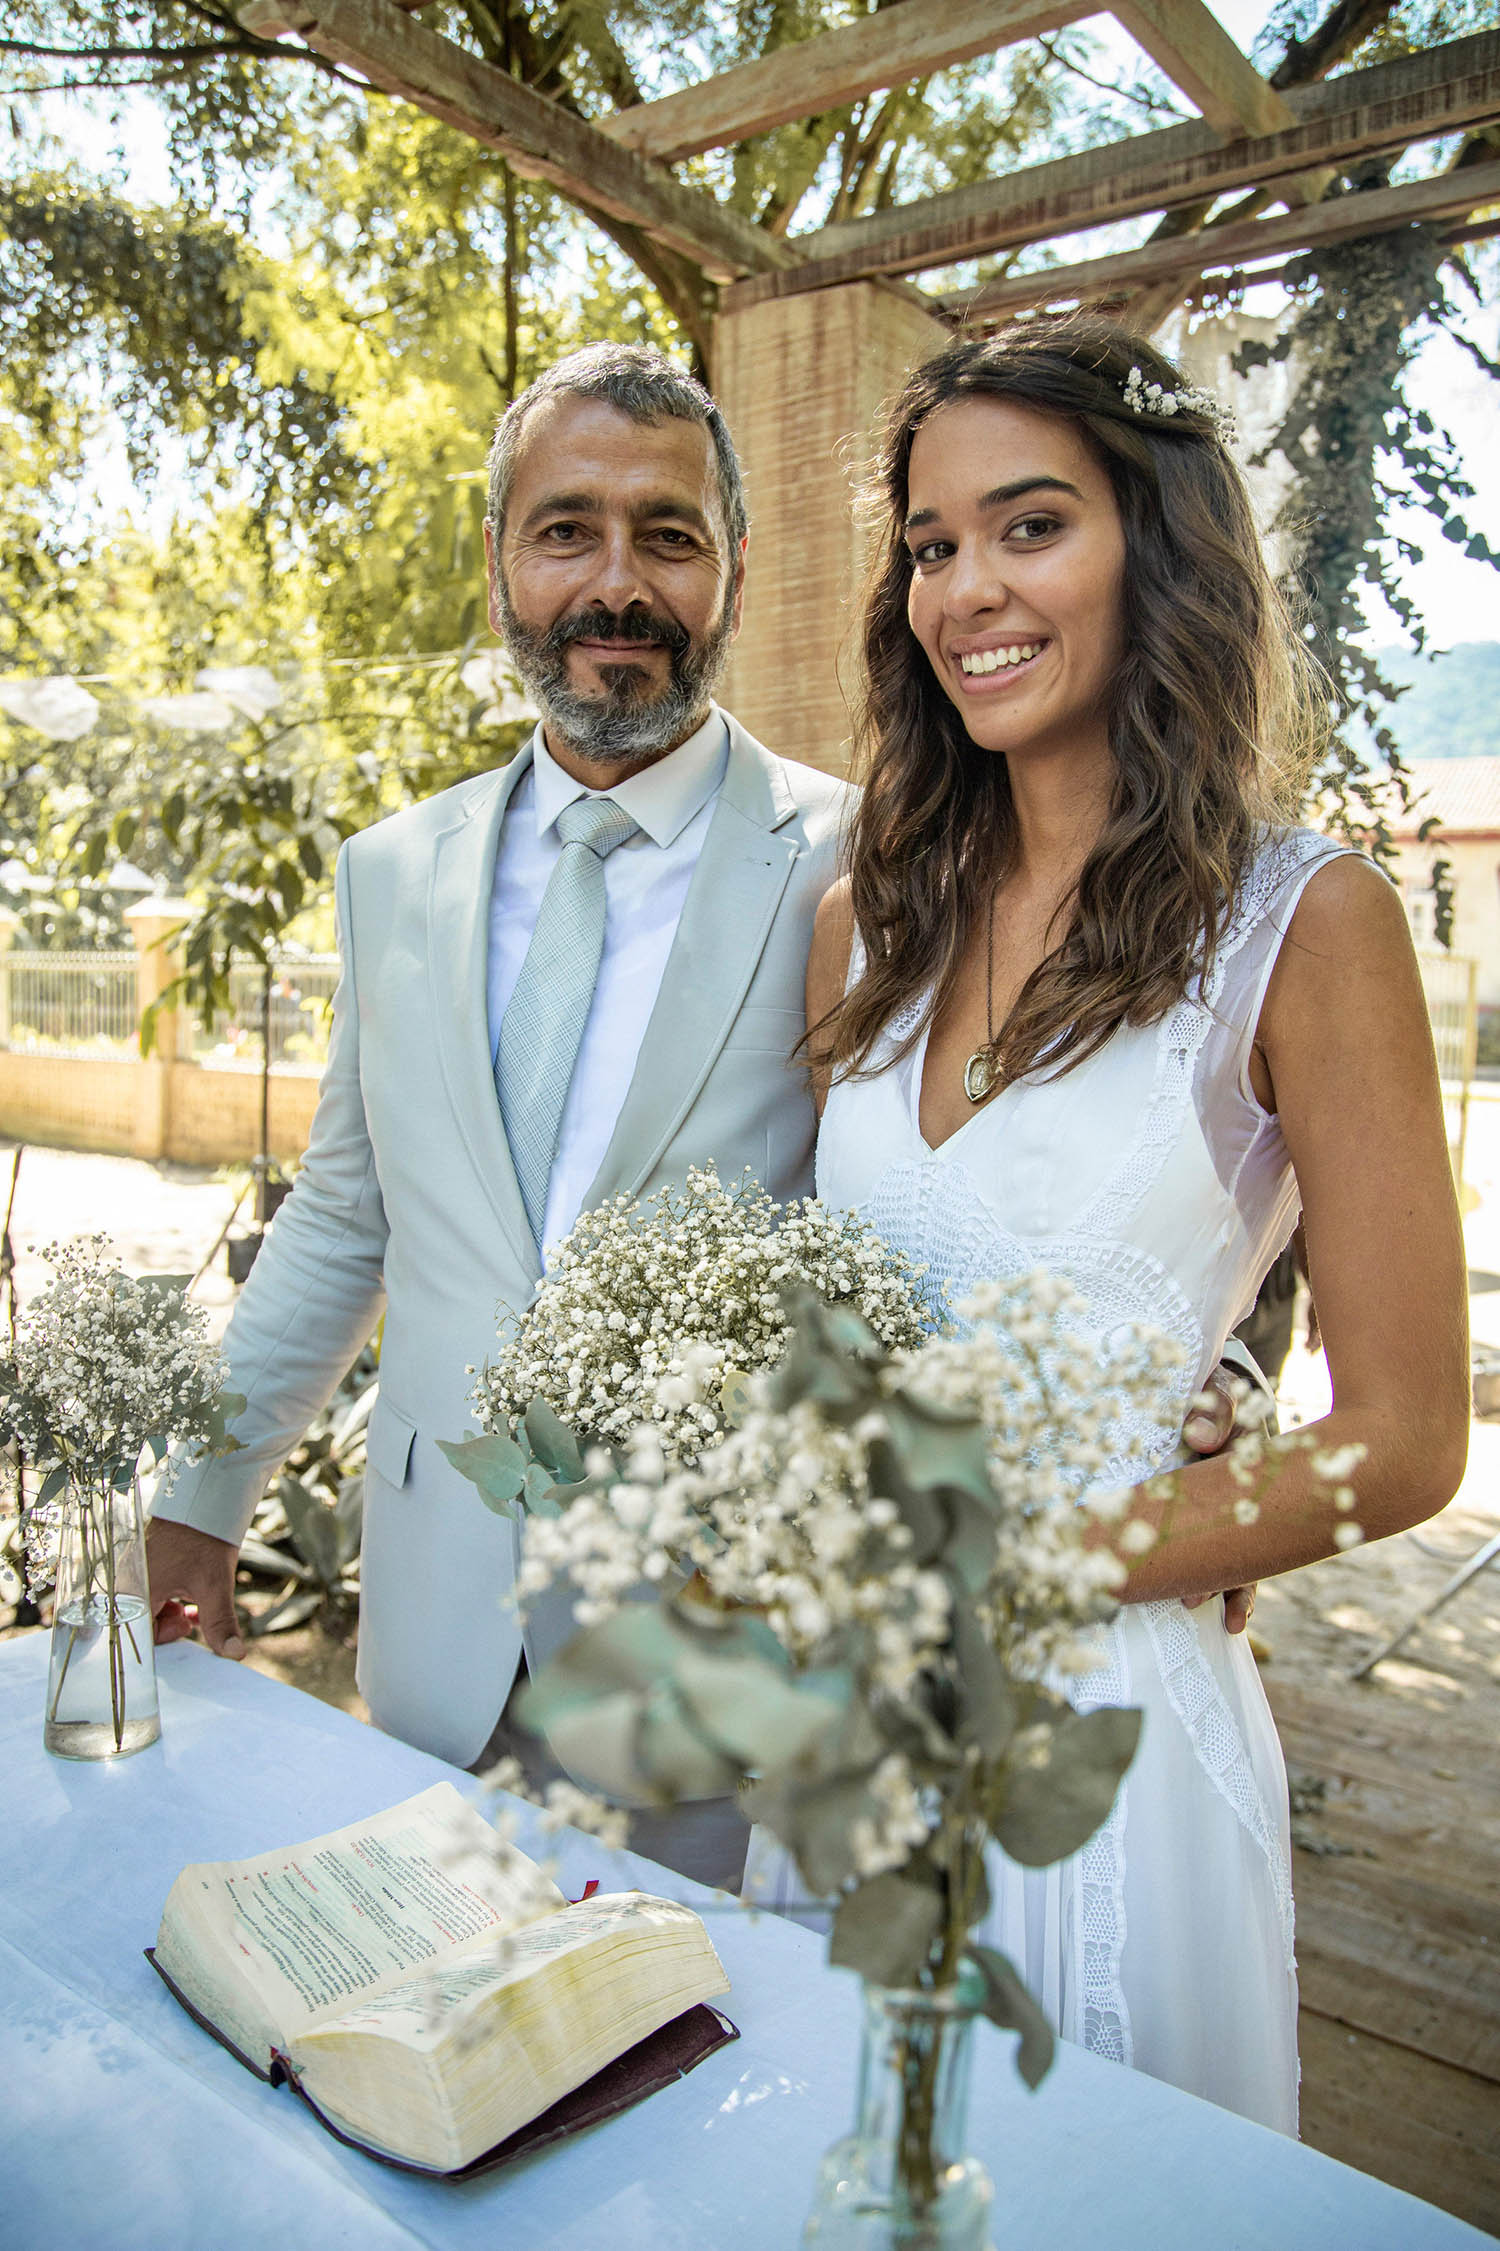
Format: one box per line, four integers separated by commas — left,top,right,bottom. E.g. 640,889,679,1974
0,1638,1491,2250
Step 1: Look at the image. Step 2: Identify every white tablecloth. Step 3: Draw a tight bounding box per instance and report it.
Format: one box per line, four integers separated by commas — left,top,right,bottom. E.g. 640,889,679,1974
0,1637,1490,2251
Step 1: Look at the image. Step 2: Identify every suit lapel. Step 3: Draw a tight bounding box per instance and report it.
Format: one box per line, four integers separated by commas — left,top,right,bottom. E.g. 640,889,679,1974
428,743,541,1276
585,717,800,1207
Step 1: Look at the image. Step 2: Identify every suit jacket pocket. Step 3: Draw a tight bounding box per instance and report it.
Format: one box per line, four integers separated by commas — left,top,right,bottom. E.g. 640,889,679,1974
366,1394,417,1491
719,1003,806,1057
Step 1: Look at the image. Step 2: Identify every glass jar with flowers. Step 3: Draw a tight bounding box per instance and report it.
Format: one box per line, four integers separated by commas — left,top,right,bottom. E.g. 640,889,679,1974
0,1235,242,1759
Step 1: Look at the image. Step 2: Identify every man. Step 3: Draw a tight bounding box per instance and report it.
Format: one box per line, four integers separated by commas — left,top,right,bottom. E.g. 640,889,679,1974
148,346,845,1809
149,344,1245,1870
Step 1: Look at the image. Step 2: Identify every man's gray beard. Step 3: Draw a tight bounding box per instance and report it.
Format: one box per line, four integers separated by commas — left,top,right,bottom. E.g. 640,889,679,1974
496,581,735,766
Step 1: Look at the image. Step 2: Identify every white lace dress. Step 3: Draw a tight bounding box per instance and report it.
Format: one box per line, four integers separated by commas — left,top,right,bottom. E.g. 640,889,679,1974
773,827,1348,2135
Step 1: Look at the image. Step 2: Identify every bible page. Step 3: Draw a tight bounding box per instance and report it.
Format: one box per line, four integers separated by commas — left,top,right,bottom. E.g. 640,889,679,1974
156,1782,564,2050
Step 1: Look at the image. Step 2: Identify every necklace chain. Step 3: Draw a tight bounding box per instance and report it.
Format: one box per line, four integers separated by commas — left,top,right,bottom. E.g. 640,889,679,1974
963,886,1002,1105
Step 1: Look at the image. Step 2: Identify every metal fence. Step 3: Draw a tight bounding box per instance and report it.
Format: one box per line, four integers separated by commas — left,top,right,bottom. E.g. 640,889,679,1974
183,957,341,1072
0,948,341,1069
0,951,138,1054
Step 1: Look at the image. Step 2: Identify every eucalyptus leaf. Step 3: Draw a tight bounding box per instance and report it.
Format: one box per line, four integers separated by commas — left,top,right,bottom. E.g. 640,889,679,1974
136,1272,193,1306
523,1397,586,1481
522,1604,692,1715
436,1430,528,1515
989,1706,1143,1868
521,1459,579,1517
942,1488,1006,1595
766,1294,883,1420
950,1595,1017,1760
870,1680,961,1774
863,1436,947,1564
968,1943,1055,2089
742,1762,884,1896
880,1390,996,1504
535,1691,658,1804
673,1644,846,1771
830,1872,944,1988
638,1687,744,1802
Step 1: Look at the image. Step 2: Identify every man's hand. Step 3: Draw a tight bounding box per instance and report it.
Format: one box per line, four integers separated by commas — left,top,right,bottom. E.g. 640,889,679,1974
1179,1367,1258,1637
145,1517,246,1659
1181,1366,1236,1457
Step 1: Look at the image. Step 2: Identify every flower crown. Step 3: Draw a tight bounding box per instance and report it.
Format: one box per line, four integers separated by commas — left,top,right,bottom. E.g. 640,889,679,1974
1121,363,1237,446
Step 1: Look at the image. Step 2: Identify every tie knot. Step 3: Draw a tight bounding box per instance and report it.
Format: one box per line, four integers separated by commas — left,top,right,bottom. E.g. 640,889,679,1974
556,795,639,860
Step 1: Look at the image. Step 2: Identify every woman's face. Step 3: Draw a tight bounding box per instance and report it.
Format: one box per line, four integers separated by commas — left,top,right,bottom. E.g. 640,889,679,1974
903,395,1128,770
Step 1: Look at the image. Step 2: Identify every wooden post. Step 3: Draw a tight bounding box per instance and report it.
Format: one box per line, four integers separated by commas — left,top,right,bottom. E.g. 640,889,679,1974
714,281,948,777
124,898,191,1163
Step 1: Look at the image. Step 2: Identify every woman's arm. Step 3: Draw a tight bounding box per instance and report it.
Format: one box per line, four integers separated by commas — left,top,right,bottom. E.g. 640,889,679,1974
805,877,857,1117
1110,855,1470,1601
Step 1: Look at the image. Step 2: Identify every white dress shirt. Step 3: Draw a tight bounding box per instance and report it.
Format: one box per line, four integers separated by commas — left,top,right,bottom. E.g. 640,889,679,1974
487,706,730,1261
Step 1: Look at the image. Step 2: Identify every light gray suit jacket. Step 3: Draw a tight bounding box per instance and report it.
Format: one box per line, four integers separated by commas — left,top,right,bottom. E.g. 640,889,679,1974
156,713,849,1766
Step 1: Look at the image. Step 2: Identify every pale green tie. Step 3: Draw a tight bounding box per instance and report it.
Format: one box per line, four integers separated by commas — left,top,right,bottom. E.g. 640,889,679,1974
496,793,640,1253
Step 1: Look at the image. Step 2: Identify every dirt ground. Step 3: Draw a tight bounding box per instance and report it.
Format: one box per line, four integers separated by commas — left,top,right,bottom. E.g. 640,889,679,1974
4,1128,1499,2222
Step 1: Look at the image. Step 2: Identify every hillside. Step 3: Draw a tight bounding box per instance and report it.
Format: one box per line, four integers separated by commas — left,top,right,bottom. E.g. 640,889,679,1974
1365,642,1500,762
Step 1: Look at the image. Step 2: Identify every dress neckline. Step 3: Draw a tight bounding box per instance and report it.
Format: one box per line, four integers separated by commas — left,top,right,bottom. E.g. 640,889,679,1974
909,1011,1014,1156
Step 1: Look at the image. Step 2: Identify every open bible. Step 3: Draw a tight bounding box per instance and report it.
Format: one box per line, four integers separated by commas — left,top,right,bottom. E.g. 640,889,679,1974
148,1781,734,2174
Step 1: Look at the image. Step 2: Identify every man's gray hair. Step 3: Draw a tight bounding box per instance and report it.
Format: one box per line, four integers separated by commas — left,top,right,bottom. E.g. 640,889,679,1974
486,343,749,563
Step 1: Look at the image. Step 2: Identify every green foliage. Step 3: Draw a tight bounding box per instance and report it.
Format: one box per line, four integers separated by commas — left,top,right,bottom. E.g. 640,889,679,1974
1233,225,1499,868
967,1944,1054,2089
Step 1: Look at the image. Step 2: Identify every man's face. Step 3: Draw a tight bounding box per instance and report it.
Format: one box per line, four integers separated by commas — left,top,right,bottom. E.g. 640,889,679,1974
487,395,744,769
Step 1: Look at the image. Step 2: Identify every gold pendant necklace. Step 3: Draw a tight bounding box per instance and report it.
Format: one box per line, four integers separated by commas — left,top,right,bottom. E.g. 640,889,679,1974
963,1047,1001,1104
964,886,1001,1104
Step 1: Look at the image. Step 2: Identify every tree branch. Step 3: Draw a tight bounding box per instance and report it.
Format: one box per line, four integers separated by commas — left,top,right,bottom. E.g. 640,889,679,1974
1036,34,1186,122
0,37,246,61
0,26,366,88
1268,0,1399,90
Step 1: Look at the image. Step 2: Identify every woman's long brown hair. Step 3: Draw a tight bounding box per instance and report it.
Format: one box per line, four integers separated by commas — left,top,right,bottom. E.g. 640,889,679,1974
820,316,1326,1088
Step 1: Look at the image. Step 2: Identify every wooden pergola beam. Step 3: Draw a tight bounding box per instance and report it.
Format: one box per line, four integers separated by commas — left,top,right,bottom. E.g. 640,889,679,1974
936,156,1500,319
595,0,1094,164
238,0,797,285
1112,0,1292,138
597,0,1296,166
722,29,1500,306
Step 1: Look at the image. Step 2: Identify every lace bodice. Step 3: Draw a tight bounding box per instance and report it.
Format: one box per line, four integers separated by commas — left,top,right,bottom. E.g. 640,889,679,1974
818,828,1350,1491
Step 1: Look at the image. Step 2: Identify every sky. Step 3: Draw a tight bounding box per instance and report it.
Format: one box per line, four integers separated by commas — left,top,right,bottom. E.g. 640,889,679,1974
26,0,1500,652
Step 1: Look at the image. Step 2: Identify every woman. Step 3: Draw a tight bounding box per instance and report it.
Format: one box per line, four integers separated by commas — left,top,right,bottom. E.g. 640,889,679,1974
805,318,1469,2132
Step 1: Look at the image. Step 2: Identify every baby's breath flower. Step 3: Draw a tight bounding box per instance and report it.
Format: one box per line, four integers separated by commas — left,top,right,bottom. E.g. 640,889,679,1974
473,1165,931,1466
0,1235,235,1595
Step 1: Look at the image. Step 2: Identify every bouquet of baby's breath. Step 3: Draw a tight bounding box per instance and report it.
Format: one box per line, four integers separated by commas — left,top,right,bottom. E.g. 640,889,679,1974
463,1164,932,1479
455,1263,1346,2234
496,1277,1156,2229
0,1235,242,1751
1,1236,240,1562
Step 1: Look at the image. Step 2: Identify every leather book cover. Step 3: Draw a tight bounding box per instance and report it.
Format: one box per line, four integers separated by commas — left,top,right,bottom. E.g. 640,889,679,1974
145,1947,739,2175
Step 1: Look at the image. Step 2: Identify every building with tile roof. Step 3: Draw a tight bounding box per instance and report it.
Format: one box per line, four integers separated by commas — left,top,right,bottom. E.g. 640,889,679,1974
1390,759,1500,1024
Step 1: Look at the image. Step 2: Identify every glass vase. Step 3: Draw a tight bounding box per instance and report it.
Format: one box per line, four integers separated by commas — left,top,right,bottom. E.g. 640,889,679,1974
44,1471,161,1760
802,1971,994,2251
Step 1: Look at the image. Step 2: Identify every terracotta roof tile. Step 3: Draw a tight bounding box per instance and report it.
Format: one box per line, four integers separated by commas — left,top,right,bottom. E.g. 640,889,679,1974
1390,758,1500,837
